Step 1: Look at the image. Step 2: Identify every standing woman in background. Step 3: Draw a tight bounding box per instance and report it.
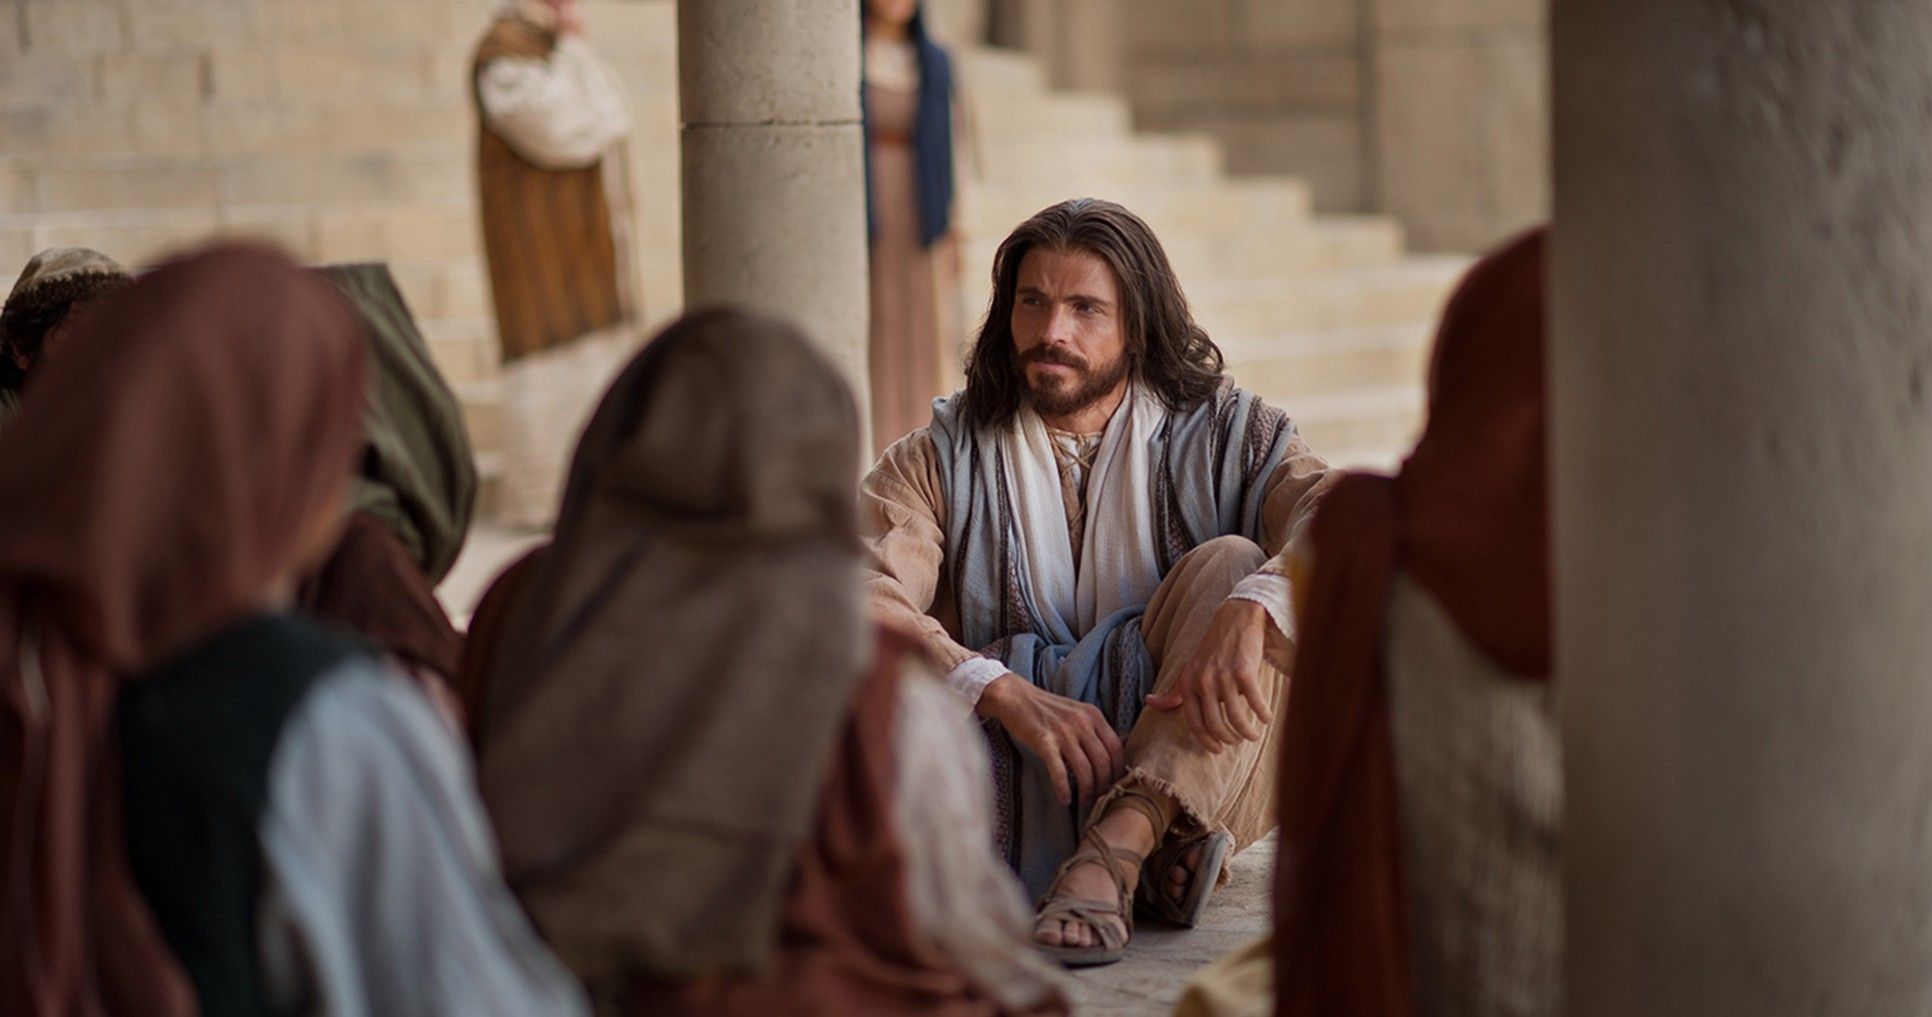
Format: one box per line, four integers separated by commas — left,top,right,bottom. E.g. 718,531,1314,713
864,0,959,456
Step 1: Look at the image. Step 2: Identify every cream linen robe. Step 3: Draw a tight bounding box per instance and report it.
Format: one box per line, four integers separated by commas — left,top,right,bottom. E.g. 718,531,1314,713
863,418,1334,885
862,425,1332,707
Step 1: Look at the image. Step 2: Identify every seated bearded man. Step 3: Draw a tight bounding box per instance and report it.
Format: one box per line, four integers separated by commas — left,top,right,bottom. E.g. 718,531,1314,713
863,197,1336,965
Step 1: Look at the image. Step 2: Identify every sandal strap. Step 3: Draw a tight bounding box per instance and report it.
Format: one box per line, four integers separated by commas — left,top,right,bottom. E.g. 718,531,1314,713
1103,786,1176,841
1137,829,1230,923
1046,830,1143,898
1143,828,1216,876
1033,897,1131,951
1035,827,1144,947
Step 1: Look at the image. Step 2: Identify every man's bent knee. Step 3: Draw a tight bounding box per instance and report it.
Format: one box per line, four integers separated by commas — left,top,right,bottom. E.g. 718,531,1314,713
1177,535,1267,587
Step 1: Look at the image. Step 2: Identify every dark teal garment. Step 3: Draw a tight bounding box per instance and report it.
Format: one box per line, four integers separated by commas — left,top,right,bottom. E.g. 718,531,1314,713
117,614,365,1017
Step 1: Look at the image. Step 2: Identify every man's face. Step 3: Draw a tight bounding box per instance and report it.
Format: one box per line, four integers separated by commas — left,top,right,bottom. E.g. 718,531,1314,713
865,0,919,27
1010,247,1130,420
544,0,582,32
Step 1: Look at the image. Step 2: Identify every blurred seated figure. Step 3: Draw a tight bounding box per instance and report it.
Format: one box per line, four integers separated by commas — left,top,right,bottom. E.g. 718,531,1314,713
1269,228,1558,1017
464,309,1067,1016
472,0,638,527
0,245,585,1017
300,263,479,726
0,255,477,728
0,247,131,423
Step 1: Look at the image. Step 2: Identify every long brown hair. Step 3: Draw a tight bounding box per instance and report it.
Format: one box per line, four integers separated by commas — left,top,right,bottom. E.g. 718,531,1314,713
960,197,1225,429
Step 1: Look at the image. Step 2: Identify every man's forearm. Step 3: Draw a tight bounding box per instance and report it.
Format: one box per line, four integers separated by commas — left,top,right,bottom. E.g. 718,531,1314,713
1226,569,1294,644
945,657,1010,710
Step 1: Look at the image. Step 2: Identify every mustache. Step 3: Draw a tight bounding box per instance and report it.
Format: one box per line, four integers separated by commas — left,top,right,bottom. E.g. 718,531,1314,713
1019,345,1089,370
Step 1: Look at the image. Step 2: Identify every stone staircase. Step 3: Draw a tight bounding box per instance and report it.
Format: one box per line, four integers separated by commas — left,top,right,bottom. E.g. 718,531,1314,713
0,0,1456,529
0,0,682,514
953,46,1466,469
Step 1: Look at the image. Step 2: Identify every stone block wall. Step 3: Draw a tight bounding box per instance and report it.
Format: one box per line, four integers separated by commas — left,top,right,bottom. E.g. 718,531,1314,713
0,0,684,383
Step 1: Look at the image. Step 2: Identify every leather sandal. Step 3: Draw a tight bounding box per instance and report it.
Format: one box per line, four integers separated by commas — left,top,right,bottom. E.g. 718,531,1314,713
1032,827,1142,968
1135,828,1232,928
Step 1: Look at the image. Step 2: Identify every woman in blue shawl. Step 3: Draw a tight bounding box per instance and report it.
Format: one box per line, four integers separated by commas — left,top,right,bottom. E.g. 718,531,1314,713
863,0,958,455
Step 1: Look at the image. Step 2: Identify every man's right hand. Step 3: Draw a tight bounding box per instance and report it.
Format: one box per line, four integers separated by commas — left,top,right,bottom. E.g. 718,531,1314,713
976,674,1126,807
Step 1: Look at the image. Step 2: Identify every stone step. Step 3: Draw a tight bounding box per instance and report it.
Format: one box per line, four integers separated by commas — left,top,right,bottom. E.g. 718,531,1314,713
1162,218,1409,285
1222,322,1434,399
969,132,1225,191
957,213,1405,288
1187,256,1468,334
1272,383,1425,464
971,90,1135,142
956,47,1051,99
960,176,1315,241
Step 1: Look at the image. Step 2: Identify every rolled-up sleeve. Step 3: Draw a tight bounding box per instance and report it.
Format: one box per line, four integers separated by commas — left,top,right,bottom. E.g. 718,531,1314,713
1226,426,1338,642
477,38,630,170
861,431,1006,705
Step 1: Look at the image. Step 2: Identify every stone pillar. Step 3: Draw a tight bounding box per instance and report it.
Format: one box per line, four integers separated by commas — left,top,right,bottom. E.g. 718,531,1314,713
1370,0,1547,251
992,0,1125,92
678,0,872,434
1552,3,1932,1015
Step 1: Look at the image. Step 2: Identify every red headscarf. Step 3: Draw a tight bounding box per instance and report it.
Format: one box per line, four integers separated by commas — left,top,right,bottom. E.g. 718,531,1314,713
1273,227,1550,1017
0,244,368,1016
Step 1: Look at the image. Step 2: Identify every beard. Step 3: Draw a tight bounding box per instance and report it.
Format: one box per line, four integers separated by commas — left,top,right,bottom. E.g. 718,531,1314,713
1019,344,1131,418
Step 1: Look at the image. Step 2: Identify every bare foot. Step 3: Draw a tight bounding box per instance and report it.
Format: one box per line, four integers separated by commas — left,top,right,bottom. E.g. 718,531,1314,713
1162,842,1206,909
1033,808,1158,949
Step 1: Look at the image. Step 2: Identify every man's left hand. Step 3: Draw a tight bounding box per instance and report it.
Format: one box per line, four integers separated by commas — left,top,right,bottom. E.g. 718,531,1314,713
1145,599,1274,754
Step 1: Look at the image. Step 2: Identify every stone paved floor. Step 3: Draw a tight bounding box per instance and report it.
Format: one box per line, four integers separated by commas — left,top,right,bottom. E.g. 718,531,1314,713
440,526,1273,1016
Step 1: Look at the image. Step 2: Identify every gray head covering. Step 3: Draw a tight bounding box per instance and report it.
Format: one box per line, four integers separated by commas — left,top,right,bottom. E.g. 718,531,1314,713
476,308,869,979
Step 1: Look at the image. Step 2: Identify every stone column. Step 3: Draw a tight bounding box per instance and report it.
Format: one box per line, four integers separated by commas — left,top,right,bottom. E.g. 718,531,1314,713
1370,0,1547,251
1552,3,1932,1015
678,0,872,434
991,0,1124,92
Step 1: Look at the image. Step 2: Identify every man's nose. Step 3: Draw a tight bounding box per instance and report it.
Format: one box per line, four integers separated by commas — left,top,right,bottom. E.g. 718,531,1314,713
1042,305,1075,344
